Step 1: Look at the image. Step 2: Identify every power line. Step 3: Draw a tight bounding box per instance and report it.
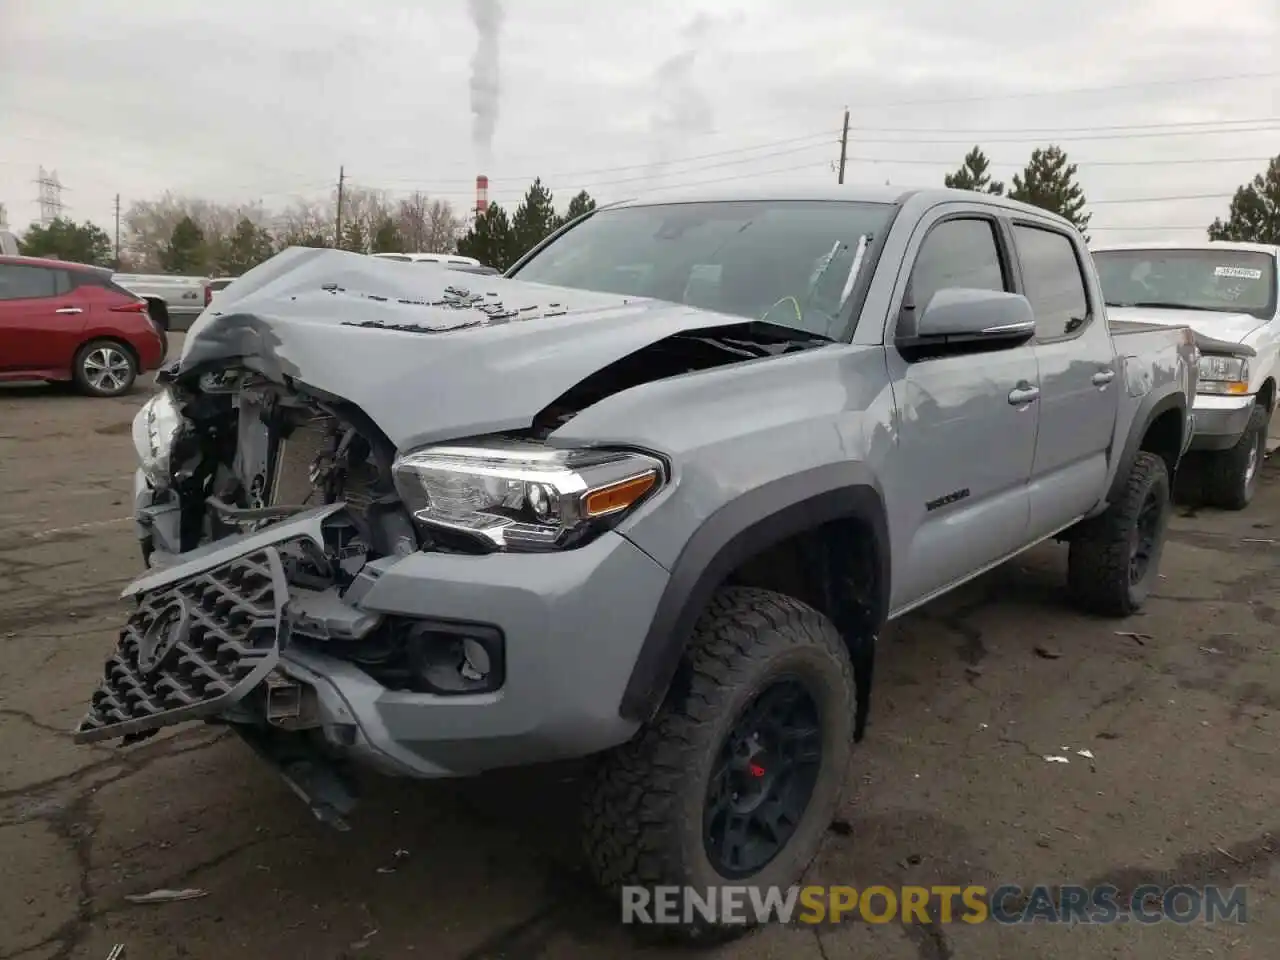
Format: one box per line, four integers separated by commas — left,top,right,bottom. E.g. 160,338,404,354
841,153,1276,169
361,117,1278,189
847,70,1280,109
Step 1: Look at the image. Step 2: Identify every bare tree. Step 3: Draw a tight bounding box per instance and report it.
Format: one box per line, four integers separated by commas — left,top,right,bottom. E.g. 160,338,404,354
123,192,270,271
396,192,431,251
424,198,462,253
394,192,461,253
274,197,336,248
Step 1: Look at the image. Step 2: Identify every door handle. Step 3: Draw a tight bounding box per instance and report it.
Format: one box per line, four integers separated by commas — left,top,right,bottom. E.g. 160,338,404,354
1008,383,1040,406
54,307,83,315
1091,368,1115,386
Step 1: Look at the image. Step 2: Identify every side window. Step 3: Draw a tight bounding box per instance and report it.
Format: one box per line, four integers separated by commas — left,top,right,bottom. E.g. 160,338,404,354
908,218,1007,316
0,265,58,301
1012,224,1090,340
54,270,71,296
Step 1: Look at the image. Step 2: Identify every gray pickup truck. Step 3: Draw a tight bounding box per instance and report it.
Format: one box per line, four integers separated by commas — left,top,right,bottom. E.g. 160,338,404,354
76,185,1198,936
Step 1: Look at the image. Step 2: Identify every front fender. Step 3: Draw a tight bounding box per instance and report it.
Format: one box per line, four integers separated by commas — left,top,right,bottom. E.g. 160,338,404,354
617,464,890,724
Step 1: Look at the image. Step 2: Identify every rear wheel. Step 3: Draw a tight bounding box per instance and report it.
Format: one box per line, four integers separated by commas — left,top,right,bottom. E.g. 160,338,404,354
1067,451,1171,617
1203,405,1268,510
73,340,137,397
582,587,855,941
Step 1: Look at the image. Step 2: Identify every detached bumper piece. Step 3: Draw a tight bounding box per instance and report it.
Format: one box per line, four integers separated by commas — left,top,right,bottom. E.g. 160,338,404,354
74,546,288,745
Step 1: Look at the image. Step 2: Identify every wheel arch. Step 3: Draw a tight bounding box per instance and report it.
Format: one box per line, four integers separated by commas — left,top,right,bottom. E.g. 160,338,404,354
143,297,171,331
1107,391,1185,506
1257,376,1276,413
618,463,890,733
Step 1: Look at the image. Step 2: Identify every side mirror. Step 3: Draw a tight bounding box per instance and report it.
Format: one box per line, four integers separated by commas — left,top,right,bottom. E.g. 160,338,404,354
900,288,1036,353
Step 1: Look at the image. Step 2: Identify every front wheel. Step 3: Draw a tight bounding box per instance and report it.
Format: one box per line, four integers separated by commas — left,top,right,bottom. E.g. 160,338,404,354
73,340,137,397
582,587,856,941
1203,404,1268,511
1067,451,1171,617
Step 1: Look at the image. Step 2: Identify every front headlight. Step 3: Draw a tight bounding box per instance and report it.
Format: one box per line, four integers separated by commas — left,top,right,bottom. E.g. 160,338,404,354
1197,356,1250,396
130,388,182,489
392,439,665,552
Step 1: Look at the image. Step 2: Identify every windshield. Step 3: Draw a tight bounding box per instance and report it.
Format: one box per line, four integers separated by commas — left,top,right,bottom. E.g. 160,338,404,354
509,199,895,339
1094,248,1277,321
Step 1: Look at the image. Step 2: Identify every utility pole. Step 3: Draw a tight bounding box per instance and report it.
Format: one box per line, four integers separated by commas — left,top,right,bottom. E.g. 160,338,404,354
113,194,121,268
837,107,850,185
335,166,345,247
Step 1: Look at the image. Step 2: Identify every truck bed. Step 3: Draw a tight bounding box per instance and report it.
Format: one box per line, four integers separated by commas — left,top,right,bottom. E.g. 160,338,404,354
1110,316,1255,359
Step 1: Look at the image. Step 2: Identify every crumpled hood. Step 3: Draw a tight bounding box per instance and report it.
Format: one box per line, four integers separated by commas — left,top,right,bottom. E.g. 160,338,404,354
177,246,768,451
1108,305,1267,344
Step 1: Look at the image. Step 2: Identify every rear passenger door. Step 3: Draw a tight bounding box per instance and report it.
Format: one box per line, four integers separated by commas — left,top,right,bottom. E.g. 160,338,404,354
882,210,1040,612
1011,222,1119,538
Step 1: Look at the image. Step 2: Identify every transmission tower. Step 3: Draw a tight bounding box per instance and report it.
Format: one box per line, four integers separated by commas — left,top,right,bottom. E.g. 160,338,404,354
35,167,65,225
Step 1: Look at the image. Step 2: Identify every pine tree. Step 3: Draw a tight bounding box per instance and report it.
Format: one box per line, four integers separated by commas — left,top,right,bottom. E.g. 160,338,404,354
1208,154,1280,243
371,216,403,254
456,203,516,270
1008,145,1091,240
511,178,558,259
340,219,368,254
160,216,206,274
944,147,1004,196
557,190,597,228
218,217,275,275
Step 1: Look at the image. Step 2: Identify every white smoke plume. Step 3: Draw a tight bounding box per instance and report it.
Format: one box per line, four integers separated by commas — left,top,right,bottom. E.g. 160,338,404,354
467,0,504,167
646,14,716,187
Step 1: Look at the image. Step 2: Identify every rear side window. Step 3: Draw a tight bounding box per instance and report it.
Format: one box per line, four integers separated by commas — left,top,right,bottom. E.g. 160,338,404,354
0,264,59,300
1013,224,1090,339
72,271,135,298
908,218,1007,316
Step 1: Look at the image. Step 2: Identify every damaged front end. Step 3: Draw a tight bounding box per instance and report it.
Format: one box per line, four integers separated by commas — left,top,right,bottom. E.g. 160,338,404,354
85,369,484,826
76,247,838,828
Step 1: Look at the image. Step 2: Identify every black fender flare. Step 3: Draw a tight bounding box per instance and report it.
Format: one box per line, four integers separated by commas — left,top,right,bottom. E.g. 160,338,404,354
618,463,891,727
1106,390,1186,505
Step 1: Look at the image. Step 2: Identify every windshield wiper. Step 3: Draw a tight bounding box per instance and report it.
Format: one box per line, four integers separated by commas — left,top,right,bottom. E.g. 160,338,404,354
1112,301,1225,312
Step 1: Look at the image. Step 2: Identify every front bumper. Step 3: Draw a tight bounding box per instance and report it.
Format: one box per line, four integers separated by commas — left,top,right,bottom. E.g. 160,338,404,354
1189,394,1256,451
86,501,669,779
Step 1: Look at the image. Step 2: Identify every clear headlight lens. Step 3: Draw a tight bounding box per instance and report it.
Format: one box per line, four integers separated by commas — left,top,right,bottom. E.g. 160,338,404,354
1197,356,1250,395
392,439,665,552
131,388,182,488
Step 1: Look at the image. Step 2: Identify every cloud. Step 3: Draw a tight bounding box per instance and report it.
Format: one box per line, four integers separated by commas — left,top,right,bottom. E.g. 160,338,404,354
0,0,1276,244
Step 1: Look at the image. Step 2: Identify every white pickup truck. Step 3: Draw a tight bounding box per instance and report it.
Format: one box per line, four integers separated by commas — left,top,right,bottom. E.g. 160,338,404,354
113,273,210,333
1094,241,1278,509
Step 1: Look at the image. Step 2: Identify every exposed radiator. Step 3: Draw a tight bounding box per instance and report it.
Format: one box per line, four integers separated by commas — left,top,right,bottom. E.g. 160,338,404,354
269,416,381,511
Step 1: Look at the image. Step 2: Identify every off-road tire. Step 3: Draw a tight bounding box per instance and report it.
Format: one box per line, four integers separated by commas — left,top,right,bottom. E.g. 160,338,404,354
1203,404,1268,511
582,586,855,942
1067,451,1170,617
72,339,137,398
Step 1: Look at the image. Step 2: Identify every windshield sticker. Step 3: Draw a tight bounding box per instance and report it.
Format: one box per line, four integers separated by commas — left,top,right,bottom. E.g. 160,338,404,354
1214,266,1263,280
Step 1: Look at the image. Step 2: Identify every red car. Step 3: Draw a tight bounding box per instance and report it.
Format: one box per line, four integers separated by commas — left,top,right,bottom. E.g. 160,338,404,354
0,255,167,397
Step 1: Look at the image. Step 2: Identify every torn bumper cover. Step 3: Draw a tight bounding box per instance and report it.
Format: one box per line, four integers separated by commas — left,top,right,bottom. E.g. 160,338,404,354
74,504,669,780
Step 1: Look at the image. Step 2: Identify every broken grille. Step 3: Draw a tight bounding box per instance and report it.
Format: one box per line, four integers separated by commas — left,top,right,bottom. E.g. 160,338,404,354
74,546,287,744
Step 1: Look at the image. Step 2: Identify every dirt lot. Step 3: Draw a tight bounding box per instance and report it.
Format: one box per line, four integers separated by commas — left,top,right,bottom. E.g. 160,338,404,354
2,353,1278,960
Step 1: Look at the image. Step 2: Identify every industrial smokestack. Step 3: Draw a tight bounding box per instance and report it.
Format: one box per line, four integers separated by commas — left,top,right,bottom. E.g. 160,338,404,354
475,175,489,216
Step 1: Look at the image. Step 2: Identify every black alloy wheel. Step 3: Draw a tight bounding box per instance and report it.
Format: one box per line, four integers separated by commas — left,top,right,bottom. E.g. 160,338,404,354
703,678,823,878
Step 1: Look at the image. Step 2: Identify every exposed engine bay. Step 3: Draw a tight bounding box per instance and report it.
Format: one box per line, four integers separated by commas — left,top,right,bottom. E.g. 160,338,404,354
155,369,415,565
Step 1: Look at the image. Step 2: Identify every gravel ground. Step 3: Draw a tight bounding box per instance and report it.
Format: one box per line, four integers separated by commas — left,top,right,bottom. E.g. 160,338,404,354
1,351,1277,960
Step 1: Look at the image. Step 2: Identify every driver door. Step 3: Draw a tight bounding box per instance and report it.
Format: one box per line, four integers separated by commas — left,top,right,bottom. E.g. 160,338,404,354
879,210,1040,612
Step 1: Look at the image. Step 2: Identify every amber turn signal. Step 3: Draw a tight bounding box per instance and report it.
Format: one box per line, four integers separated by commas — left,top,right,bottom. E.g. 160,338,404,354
583,471,658,517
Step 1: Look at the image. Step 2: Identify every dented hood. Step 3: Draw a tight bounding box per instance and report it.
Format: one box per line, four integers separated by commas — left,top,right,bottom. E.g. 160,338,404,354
177,247,765,451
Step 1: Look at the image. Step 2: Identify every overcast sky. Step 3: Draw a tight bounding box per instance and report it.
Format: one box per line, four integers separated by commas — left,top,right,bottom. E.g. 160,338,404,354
2,0,1277,246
